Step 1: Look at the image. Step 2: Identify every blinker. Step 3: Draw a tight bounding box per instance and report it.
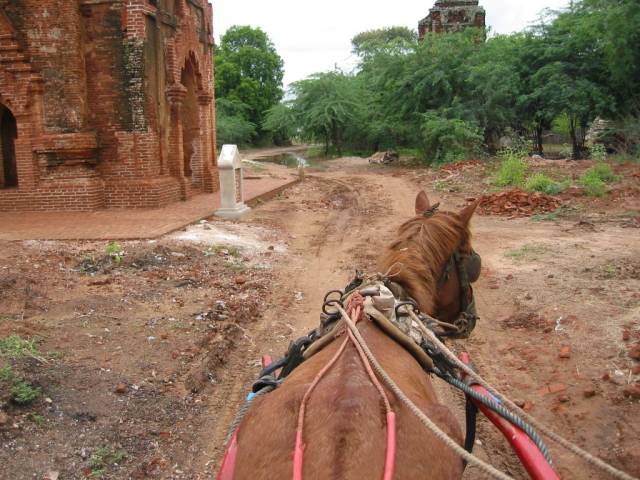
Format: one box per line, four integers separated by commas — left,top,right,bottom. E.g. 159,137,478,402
462,250,482,284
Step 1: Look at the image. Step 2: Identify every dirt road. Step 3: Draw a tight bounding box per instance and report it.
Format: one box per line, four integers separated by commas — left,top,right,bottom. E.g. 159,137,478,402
197,157,639,479
1,156,638,479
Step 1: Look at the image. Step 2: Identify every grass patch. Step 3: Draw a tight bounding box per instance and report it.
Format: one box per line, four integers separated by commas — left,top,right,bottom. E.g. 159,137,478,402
505,243,549,260
0,335,41,359
531,210,562,222
11,380,41,405
28,413,47,427
525,173,569,195
89,446,127,478
493,152,527,187
0,363,15,382
579,162,621,197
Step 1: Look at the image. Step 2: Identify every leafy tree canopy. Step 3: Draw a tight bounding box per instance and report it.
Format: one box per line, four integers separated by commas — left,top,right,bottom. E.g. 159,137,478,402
215,26,284,136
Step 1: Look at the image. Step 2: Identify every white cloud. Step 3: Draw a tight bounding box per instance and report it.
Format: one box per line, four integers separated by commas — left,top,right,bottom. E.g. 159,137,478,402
213,0,569,88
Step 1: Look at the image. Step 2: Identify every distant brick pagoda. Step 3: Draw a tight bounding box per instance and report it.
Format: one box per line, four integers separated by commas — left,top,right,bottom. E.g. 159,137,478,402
419,1,486,38
0,1,218,211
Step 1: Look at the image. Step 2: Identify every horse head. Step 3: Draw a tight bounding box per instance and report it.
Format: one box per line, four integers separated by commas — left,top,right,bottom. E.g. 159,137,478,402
380,191,481,336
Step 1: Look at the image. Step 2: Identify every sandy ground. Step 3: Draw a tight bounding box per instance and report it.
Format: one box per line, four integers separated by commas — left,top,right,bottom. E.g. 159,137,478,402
0,155,639,479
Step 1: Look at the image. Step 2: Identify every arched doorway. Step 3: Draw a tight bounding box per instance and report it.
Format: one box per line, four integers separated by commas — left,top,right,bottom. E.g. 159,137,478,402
180,59,200,184
0,104,18,189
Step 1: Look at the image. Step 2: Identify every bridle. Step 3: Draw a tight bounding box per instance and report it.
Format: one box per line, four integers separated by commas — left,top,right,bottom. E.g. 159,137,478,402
425,204,482,339
435,248,481,338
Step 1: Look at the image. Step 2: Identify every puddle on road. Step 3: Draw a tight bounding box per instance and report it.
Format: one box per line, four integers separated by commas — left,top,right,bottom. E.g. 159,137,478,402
256,152,324,169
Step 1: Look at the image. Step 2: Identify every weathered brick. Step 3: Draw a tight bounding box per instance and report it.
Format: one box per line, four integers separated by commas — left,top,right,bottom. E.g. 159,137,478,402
0,0,218,211
419,1,486,39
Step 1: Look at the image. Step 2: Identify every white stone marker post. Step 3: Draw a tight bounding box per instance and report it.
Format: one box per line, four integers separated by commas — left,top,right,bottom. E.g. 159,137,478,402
215,144,251,219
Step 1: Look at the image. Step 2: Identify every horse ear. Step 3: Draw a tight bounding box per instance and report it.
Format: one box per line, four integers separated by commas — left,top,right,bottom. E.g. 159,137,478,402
415,191,431,215
459,199,480,226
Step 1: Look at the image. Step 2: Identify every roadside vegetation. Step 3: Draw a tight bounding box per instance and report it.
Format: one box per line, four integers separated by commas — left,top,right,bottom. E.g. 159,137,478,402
262,0,639,165
215,26,285,147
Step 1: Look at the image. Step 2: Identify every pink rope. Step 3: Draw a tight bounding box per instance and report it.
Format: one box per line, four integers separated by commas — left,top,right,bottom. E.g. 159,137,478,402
293,298,397,480
293,335,350,480
345,306,396,480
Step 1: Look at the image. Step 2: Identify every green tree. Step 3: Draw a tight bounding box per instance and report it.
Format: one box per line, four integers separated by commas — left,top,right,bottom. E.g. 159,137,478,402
290,72,365,155
215,98,256,146
352,27,417,68
215,26,284,140
262,102,297,146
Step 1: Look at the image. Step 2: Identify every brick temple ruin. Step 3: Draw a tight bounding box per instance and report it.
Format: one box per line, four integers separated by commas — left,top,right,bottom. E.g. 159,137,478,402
0,1,217,211
419,1,486,39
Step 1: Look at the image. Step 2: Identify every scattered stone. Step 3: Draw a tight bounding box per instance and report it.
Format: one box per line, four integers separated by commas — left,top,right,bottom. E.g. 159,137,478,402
558,394,570,403
622,330,631,342
42,471,60,480
505,274,514,281
160,333,169,340
524,292,533,300
549,383,567,394
559,346,572,359
583,388,597,398
235,276,247,285
114,383,128,395
0,411,8,427
515,399,526,408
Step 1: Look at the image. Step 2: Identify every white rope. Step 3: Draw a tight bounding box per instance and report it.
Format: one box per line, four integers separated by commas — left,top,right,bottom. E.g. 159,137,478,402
408,310,639,480
337,306,514,480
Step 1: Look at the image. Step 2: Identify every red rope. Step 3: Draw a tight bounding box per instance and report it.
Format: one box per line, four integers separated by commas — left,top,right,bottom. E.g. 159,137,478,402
293,293,396,480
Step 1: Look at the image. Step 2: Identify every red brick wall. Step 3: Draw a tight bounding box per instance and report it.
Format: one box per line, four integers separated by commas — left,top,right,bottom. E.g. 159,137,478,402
0,0,218,212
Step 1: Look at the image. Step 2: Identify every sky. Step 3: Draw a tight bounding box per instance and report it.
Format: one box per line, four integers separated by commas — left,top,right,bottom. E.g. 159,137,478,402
213,0,569,89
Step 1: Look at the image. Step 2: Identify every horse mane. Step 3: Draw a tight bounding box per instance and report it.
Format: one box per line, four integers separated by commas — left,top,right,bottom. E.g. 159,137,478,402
379,211,472,315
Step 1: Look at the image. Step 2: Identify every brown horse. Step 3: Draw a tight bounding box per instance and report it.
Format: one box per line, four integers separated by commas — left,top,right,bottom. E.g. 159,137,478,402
230,191,480,479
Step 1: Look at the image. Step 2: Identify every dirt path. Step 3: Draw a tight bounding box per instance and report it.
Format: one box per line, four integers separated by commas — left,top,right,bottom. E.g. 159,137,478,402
197,158,640,479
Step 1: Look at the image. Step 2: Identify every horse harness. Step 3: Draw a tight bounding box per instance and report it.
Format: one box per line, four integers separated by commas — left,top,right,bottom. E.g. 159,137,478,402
245,245,484,459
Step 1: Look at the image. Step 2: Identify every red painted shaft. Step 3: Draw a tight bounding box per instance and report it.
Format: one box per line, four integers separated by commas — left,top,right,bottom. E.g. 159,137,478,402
459,353,560,480
217,430,239,480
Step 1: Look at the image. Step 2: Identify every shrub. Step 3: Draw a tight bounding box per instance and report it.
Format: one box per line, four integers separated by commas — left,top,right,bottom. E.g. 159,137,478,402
11,380,41,405
579,162,621,196
580,174,607,197
90,446,127,478
0,336,40,358
589,144,607,162
421,113,484,165
588,162,621,183
0,364,15,382
105,241,123,267
525,174,569,195
493,152,527,187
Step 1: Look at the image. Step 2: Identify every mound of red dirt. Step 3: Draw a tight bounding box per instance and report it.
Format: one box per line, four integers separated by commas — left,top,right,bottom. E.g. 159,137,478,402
477,189,562,217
